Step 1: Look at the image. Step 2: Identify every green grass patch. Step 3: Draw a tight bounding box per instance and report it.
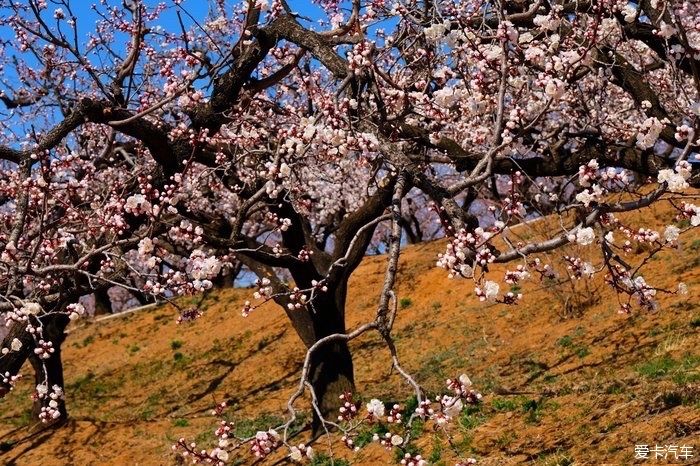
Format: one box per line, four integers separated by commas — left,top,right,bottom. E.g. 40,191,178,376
170,340,184,350
556,334,589,359
459,403,487,429
416,349,459,386
495,431,516,449
522,398,545,424
428,437,444,463
6,406,33,428
393,442,421,464
557,336,573,348
354,423,388,448
637,355,700,384
234,413,285,438
492,397,519,412
172,418,189,427
310,453,350,466
67,371,125,400
399,297,413,309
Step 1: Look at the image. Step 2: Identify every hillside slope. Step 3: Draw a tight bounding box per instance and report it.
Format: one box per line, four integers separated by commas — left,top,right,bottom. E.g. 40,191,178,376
0,200,699,466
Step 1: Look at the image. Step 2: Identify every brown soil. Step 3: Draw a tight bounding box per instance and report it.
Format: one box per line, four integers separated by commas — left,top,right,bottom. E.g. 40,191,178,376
1,199,699,466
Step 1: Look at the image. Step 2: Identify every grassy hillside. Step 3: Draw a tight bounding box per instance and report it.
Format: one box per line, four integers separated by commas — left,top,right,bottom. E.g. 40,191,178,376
0,199,699,465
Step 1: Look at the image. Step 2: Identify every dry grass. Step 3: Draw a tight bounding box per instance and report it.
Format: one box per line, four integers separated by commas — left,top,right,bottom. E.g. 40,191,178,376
0,199,699,465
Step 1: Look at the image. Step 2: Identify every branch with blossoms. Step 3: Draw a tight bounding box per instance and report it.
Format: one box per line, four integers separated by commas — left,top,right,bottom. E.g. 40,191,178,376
173,370,483,465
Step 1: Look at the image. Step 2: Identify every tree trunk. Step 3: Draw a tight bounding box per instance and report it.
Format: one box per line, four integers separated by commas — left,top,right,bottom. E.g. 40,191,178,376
308,329,354,434
212,262,241,288
93,287,112,316
284,281,355,435
28,314,69,425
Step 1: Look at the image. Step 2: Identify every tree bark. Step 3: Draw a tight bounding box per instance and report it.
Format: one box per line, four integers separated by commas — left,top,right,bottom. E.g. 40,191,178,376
212,262,241,288
309,294,354,434
93,287,112,316
285,281,355,435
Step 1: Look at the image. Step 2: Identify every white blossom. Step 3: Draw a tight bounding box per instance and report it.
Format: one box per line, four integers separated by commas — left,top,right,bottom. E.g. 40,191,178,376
423,23,447,42
22,302,42,315
664,225,680,242
124,194,152,215
483,281,499,301
636,117,664,149
657,169,688,192
10,338,22,351
544,78,566,99
442,396,463,418
138,237,155,256
581,262,595,278
366,398,385,418
459,263,474,278
434,87,459,108
289,447,303,462
622,4,637,22
575,227,595,246
279,163,291,178
67,303,86,321
188,250,222,280
533,14,560,31
657,21,676,39
575,184,603,207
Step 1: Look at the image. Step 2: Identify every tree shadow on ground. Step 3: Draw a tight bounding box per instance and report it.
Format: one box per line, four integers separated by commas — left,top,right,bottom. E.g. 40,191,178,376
0,418,70,465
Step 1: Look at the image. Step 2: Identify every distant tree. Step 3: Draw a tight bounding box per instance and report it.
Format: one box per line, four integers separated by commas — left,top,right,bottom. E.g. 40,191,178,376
0,0,697,462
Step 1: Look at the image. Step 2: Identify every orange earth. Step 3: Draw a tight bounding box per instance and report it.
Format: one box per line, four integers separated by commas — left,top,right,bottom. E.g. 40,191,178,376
0,197,699,466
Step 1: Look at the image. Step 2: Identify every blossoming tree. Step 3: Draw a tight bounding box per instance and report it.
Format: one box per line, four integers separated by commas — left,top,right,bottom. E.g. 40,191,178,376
0,0,698,462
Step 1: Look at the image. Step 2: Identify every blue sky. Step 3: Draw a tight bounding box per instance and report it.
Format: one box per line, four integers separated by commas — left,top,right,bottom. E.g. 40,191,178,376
0,0,380,149
0,1,311,142
0,0,330,58
47,0,328,38
0,0,338,92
